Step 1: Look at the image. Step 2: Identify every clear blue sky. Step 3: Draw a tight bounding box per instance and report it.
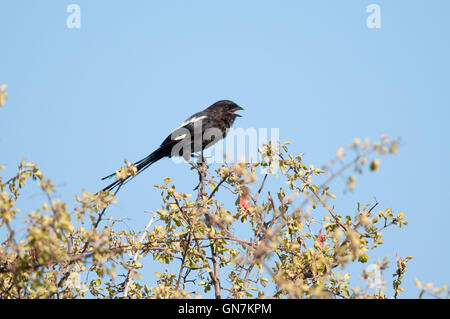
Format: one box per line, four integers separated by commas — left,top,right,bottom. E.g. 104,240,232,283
1,0,449,298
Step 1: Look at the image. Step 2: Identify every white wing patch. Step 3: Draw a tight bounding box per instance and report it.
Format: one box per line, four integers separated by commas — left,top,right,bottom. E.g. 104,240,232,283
180,115,207,128
174,133,187,141
171,115,207,140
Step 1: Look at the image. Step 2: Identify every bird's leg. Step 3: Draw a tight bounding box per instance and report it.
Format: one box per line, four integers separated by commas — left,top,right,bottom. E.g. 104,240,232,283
192,154,201,192
192,151,211,163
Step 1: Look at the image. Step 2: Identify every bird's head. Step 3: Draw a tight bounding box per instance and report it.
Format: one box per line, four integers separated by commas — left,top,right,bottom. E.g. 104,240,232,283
210,100,244,118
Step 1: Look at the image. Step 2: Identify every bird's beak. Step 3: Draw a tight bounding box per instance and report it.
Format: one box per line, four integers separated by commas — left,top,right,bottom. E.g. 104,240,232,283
231,106,244,117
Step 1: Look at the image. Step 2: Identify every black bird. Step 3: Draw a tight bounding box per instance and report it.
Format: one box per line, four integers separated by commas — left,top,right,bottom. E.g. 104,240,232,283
101,100,244,192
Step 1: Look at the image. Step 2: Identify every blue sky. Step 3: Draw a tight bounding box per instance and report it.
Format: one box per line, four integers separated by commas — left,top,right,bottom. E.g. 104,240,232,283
1,0,449,298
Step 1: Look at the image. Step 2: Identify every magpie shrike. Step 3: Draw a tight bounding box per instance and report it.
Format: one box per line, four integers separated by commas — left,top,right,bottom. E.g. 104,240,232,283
101,100,243,192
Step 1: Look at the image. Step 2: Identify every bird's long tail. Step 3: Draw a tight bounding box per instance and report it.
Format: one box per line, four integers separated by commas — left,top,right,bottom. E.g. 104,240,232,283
100,143,173,193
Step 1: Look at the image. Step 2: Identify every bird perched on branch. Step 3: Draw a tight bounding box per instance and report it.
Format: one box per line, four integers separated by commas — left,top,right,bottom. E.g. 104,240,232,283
101,100,244,192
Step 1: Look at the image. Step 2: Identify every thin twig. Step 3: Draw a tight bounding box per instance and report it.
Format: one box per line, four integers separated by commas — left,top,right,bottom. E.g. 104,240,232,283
299,138,400,209
252,173,268,203
93,182,124,230
122,211,157,298
208,175,228,200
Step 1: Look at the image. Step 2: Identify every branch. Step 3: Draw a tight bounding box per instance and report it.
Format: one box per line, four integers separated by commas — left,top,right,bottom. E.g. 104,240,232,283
193,157,222,299
299,137,400,209
122,211,157,298
175,233,191,290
